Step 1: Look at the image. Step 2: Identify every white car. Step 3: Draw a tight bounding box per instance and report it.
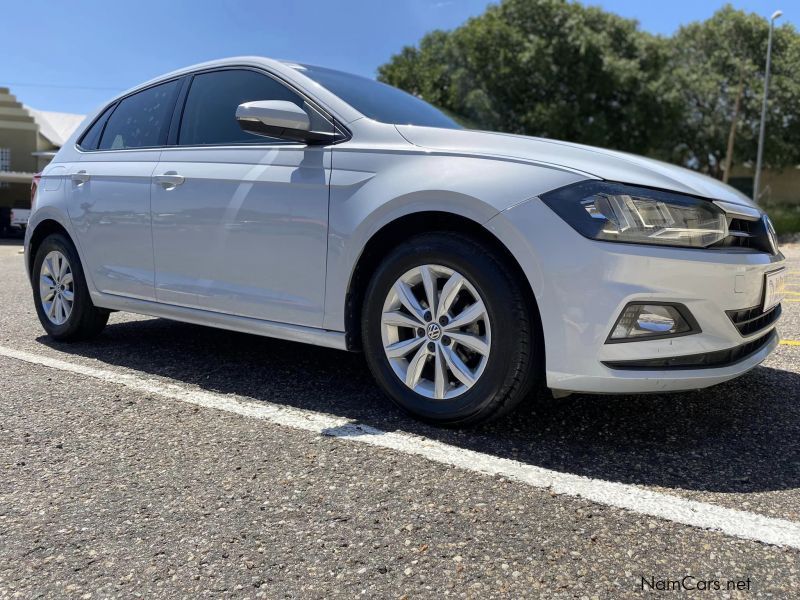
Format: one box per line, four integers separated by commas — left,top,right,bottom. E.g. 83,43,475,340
25,57,786,425
10,208,31,232
0,208,30,237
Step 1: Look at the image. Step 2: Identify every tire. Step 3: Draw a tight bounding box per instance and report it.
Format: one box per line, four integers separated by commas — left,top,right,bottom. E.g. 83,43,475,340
361,232,539,426
32,233,109,341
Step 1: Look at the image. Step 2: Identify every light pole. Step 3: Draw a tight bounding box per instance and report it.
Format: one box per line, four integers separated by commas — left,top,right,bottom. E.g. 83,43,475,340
753,9,782,203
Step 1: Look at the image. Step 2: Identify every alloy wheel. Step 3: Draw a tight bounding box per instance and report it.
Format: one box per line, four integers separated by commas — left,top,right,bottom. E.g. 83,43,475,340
39,250,74,326
380,264,491,400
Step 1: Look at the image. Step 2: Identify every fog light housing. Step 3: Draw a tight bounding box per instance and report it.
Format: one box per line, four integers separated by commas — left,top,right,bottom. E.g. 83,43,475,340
607,303,699,343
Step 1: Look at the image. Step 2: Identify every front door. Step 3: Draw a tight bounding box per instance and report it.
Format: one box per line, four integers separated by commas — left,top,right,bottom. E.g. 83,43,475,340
151,68,333,327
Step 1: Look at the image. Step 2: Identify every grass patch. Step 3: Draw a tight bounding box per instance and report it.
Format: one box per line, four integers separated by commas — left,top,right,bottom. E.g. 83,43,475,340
764,204,800,235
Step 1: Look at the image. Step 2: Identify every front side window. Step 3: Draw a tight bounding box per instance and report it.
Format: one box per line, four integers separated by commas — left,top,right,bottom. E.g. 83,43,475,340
99,80,180,150
178,69,321,146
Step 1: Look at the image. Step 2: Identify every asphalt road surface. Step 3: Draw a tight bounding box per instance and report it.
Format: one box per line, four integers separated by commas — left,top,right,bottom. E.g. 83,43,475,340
1,238,799,598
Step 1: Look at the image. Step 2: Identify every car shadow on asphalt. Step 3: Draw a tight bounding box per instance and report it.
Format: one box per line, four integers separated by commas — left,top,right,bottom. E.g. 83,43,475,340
37,316,800,495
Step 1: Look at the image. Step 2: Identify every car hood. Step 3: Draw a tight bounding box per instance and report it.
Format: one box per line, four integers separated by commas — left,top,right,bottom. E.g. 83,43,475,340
396,126,757,208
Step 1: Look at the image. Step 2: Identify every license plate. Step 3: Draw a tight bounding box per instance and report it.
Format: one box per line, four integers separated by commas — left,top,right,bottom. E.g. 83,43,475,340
763,268,787,311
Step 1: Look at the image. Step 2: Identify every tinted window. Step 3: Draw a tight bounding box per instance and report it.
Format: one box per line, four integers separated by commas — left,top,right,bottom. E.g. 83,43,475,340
291,64,461,129
99,80,180,150
179,70,313,145
79,104,115,150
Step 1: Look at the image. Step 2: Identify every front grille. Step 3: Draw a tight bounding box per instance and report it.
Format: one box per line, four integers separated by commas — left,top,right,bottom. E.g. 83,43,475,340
602,330,776,371
717,217,774,254
727,218,754,248
727,303,782,337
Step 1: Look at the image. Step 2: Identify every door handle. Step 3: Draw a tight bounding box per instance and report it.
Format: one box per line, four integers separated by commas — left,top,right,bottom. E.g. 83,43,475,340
71,170,90,185
155,172,185,189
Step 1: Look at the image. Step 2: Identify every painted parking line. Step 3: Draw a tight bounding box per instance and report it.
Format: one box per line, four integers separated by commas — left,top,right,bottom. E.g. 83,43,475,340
1,345,800,551
780,340,800,346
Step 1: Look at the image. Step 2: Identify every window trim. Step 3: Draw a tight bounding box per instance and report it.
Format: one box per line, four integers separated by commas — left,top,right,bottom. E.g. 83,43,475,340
75,65,350,154
166,76,192,146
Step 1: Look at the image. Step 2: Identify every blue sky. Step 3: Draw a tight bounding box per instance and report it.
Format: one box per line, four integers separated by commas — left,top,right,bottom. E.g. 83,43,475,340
2,0,795,115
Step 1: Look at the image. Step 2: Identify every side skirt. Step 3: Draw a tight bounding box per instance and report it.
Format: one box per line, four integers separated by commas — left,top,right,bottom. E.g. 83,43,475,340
90,292,348,351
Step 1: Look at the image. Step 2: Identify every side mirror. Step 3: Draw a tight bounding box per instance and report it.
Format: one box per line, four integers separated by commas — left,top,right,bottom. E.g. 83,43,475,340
235,100,336,145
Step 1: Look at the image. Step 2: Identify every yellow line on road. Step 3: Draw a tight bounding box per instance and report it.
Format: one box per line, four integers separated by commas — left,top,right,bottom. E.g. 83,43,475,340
780,340,800,346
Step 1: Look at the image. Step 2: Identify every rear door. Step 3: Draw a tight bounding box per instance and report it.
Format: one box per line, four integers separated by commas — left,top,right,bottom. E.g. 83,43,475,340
151,68,333,327
69,79,181,300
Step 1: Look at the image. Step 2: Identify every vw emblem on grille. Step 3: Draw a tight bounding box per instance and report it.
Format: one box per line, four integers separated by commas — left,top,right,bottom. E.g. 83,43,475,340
763,214,779,255
426,322,442,341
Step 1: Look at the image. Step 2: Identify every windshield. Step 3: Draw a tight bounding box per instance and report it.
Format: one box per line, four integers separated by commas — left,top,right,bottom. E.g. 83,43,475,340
288,63,462,130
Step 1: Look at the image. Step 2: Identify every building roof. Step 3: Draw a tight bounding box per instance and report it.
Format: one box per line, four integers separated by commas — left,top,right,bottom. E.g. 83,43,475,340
24,107,84,147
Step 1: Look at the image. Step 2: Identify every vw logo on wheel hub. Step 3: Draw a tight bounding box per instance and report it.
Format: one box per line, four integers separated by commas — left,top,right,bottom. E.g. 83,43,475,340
426,322,442,341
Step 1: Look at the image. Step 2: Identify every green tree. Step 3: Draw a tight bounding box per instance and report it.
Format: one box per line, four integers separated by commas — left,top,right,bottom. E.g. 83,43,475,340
378,1,800,181
379,0,672,154
657,6,800,181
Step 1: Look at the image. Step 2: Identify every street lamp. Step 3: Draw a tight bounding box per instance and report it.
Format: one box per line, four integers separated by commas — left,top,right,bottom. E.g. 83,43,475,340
753,9,783,203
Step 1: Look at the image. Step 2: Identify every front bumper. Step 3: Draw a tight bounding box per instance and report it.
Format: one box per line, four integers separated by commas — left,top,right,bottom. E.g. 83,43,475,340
487,198,785,394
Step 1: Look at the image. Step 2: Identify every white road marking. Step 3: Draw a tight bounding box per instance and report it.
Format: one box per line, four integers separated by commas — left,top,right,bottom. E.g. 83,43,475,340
2,345,799,551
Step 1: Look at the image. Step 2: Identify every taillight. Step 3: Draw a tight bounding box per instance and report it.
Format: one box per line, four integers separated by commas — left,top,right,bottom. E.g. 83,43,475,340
31,172,42,210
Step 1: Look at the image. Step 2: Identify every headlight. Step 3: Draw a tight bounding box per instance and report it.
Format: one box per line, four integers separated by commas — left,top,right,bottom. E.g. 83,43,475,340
540,181,728,248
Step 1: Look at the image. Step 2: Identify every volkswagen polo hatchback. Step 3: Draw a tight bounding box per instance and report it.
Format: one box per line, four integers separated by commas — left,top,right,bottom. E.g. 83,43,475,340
26,57,786,425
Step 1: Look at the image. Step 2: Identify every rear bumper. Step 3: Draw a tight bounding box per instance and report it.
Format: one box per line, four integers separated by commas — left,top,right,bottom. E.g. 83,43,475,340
487,198,785,395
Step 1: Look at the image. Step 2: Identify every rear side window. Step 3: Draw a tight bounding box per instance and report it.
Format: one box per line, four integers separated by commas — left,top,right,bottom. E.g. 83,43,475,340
99,80,180,150
178,69,313,146
78,104,115,150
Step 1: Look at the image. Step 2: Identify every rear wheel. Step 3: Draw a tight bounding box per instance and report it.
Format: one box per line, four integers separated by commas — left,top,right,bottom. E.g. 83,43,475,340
362,232,538,426
32,233,109,341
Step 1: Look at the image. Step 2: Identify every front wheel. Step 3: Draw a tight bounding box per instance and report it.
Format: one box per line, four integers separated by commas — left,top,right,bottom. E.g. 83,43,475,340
362,232,539,426
32,233,109,341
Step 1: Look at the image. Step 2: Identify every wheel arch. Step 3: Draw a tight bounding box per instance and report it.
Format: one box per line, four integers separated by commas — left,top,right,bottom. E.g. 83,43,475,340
343,210,544,369
26,218,73,279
